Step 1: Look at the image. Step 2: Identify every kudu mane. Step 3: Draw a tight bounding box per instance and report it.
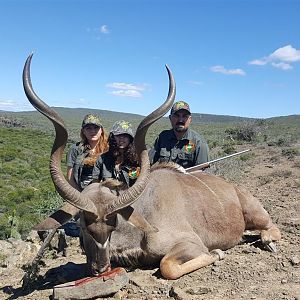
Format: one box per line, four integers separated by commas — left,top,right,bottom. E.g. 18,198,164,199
150,162,186,174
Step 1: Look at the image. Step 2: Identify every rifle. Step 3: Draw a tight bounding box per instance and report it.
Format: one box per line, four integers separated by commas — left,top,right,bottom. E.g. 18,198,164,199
186,149,251,173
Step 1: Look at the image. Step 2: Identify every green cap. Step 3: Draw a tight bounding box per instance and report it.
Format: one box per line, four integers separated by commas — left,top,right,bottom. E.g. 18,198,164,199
170,100,191,115
82,114,102,128
110,120,134,138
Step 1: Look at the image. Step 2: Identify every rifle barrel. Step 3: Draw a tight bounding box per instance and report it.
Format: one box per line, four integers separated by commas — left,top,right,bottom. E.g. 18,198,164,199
186,149,251,173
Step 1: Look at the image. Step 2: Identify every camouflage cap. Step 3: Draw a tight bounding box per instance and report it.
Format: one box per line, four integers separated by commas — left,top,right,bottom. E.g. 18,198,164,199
82,114,102,128
110,120,134,138
170,100,191,115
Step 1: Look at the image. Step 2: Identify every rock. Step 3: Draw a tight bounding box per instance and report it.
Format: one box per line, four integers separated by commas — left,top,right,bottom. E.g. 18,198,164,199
169,286,192,300
186,287,211,295
290,256,300,266
281,278,288,284
212,266,220,272
0,239,38,268
112,290,128,299
26,230,42,244
52,267,129,300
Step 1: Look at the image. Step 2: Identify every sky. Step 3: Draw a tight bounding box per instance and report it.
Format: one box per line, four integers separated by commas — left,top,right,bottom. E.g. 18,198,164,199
0,0,299,118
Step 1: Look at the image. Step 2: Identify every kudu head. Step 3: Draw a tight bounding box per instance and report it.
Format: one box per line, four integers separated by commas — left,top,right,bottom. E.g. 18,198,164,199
23,54,175,275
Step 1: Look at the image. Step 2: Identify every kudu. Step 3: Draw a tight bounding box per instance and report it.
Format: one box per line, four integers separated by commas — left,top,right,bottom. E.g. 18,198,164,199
23,54,281,280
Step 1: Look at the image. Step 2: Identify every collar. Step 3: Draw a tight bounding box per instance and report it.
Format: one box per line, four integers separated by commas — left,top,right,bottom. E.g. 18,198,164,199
171,128,192,141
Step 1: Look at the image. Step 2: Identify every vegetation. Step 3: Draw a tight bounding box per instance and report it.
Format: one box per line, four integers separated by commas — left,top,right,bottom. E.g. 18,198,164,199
0,109,299,240
0,127,65,239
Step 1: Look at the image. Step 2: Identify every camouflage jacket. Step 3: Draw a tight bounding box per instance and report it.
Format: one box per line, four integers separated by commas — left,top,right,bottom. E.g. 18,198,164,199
150,128,209,168
92,152,140,188
67,142,94,191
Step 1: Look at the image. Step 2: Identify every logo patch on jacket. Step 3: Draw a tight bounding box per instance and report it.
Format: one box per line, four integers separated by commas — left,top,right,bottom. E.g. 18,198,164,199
184,141,196,153
128,167,141,179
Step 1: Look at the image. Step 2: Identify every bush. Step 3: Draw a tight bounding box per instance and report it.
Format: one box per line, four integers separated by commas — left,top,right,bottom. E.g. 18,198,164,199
221,143,236,155
268,138,290,147
282,148,299,159
225,125,256,142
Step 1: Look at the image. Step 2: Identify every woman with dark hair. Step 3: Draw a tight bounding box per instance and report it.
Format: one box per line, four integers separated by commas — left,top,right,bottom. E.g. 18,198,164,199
67,114,109,191
92,120,140,187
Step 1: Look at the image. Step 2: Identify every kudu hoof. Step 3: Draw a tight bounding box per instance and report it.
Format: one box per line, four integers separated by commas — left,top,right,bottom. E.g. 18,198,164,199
211,249,226,260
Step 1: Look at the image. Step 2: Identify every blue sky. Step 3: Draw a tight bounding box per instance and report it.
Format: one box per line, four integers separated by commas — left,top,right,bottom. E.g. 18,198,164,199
0,0,299,118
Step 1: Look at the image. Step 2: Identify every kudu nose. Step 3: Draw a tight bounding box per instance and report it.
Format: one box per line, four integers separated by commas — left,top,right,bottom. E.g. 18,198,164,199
92,264,111,276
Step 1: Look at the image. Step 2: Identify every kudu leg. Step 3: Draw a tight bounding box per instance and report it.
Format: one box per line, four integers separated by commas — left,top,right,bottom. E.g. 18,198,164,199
160,241,223,280
235,185,281,243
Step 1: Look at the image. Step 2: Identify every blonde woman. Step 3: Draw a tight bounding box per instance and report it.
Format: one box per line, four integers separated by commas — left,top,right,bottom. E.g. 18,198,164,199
67,114,109,191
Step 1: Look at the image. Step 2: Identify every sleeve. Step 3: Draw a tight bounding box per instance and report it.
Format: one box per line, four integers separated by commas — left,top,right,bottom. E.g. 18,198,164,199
92,156,103,181
148,147,156,165
67,143,79,168
194,140,210,165
150,136,161,165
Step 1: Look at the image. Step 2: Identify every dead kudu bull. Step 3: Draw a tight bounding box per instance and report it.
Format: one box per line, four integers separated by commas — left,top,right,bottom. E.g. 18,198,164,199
23,54,281,280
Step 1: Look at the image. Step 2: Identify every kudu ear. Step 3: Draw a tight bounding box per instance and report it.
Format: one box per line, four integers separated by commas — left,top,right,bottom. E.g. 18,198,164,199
117,206,158,234
34,203,80,231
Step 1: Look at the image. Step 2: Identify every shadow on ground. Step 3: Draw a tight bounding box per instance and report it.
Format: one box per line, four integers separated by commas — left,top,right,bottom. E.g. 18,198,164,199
1,262,86,300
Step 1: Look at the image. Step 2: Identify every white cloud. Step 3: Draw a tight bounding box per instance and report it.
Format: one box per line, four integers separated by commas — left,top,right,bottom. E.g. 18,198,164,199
86,25,110,39
0,99,32,111
106,82,147,98
249,45,300,70
210,65,246,76
248,59,268,66
106,82,145,91
269,45,300,62
110,90,142,97
100,25,110,34
271,62,293,70
187,80,204,86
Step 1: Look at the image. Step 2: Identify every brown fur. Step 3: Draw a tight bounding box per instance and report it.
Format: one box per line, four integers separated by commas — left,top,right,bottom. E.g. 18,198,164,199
39,168,281,279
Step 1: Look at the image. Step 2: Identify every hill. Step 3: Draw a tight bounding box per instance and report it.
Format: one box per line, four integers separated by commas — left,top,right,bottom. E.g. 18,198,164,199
1,107,299,142
0,107,259,128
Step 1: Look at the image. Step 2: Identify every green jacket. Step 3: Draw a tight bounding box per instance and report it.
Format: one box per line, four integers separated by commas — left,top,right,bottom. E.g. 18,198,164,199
150,128,209,168
67,142,94,191
92,152,139,187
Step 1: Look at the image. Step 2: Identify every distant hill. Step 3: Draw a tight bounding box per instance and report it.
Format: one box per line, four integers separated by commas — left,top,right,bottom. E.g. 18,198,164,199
1,107,299,142
267,114,300,125
0,106,259,127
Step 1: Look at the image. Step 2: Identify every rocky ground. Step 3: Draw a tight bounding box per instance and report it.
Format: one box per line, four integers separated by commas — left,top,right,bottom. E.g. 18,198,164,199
0,143,299,300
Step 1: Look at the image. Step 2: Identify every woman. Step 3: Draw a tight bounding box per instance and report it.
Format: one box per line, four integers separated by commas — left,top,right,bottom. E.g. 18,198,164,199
67,114,109,191
92,120,140,188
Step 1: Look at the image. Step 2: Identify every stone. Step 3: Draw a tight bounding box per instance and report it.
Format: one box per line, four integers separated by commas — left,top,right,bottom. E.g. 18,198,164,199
169,286,191,300
290,256,300,266
52,267,129,300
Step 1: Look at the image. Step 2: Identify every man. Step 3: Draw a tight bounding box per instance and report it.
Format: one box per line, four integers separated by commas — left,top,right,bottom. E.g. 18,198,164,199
150,100,209,168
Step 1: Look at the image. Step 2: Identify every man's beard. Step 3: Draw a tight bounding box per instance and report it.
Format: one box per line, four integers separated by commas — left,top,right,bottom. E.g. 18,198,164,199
174,123,186,132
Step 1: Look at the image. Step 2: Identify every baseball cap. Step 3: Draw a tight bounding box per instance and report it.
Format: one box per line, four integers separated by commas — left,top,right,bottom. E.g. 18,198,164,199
82,114,102,128
110,120,134,139
170,100,191,115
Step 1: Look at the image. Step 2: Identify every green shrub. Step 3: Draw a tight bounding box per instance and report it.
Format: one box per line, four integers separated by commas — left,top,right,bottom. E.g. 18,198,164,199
225,125,256,142
258,176,273,186
282,148,299,159
239,152,254,161
268,138,290,147
0,252,8,266
270,170,293,178
221,143,236,155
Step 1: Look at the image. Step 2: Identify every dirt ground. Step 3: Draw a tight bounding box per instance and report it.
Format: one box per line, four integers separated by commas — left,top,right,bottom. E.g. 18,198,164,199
0,143,299,300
